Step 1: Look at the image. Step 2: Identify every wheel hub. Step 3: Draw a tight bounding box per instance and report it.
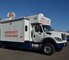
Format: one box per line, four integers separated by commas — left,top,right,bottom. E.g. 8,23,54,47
44,46,51,53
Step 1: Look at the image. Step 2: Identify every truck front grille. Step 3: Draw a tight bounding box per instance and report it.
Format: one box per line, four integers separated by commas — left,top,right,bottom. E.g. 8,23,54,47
61,33,66,40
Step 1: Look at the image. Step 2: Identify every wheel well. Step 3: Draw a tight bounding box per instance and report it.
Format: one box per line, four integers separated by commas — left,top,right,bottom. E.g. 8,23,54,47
42,38,56,45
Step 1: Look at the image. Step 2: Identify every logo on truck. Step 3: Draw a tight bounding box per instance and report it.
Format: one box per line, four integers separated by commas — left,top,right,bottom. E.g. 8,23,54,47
4,30,18,37
40,18,50,25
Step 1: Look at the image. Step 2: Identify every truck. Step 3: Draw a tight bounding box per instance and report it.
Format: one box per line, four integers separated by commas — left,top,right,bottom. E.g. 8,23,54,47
0,13,67,55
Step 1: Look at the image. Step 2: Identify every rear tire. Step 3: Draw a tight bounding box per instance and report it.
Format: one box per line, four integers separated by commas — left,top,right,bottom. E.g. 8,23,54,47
42,43,55,55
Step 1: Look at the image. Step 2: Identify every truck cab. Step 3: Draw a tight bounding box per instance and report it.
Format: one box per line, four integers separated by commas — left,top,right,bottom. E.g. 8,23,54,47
25,13,67,55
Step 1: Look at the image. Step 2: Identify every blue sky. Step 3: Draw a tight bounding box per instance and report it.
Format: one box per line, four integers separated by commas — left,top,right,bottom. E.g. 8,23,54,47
0,0,69,31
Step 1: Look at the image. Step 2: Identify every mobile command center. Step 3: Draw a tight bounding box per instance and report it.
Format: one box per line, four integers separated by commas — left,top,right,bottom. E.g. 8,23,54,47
0,13,67,55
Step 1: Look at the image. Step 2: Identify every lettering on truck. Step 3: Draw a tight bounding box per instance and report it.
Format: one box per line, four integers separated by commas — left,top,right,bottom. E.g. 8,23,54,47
4,30,18,37
39,18,50,25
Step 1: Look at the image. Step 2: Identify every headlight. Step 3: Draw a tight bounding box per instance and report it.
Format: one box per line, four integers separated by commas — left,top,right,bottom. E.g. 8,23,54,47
55,37,62,41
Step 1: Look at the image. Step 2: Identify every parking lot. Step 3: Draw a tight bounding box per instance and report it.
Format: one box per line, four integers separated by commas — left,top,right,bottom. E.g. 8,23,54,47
0,42,69,60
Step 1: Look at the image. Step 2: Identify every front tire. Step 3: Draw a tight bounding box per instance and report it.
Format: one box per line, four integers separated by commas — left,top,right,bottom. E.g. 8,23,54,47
42,43,55,55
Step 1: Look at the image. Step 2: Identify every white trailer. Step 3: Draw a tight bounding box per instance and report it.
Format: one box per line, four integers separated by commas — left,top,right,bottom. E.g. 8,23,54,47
0,13,67,55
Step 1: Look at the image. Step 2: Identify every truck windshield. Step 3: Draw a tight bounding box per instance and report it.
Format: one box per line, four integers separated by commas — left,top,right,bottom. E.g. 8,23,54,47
42,25,53,31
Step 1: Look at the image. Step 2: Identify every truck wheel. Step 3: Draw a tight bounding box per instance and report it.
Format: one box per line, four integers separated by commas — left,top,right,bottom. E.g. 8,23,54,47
42,43,55,55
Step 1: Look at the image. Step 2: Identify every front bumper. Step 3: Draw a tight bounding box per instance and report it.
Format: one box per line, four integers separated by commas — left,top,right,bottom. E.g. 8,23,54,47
67,38,69,41
55,43,67,48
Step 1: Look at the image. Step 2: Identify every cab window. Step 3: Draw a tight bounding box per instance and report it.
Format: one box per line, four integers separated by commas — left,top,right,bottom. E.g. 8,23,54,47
35,25,42,32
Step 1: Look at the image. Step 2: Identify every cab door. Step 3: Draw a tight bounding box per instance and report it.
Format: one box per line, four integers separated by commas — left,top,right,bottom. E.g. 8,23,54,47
32,25,44,42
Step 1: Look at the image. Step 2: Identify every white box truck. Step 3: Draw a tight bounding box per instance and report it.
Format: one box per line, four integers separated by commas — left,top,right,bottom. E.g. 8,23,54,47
0,13,67,55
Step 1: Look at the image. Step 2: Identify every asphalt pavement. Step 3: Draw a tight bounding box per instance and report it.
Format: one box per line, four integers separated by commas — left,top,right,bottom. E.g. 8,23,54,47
0,42,69,60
